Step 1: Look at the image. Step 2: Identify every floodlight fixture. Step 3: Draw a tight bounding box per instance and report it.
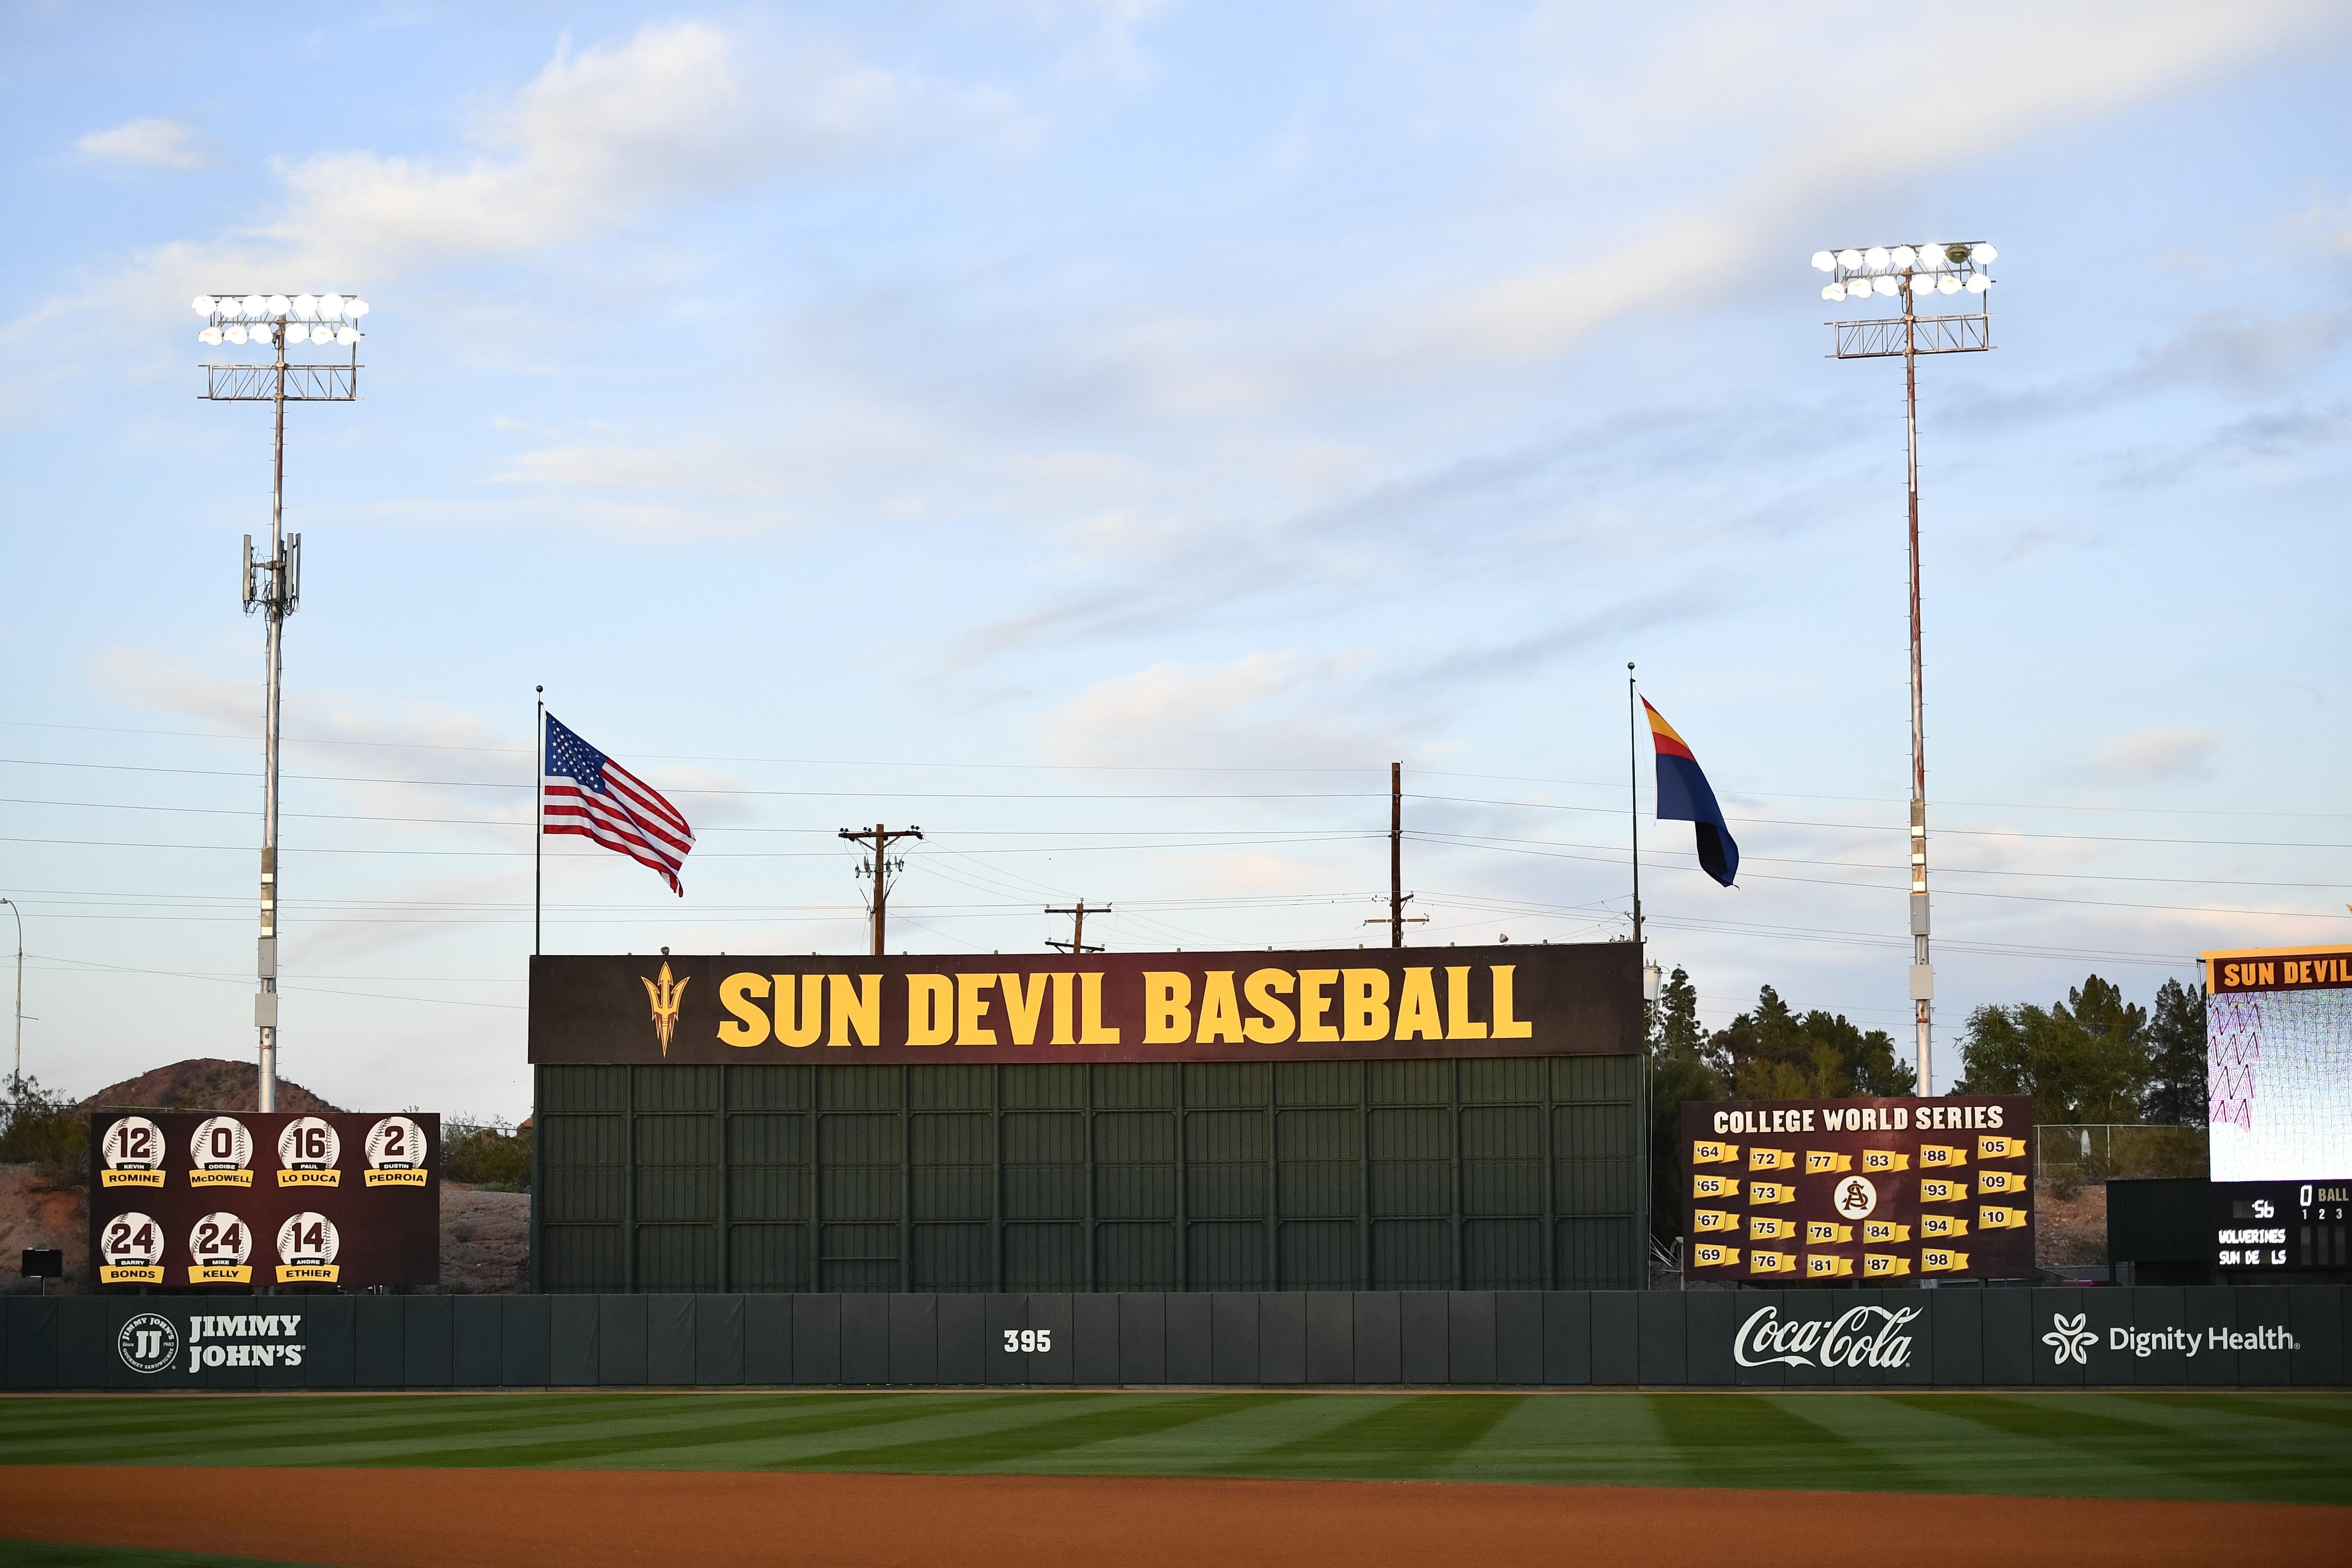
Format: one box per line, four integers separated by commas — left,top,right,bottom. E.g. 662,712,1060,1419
193,290,370,1115
1807,239,1998,1100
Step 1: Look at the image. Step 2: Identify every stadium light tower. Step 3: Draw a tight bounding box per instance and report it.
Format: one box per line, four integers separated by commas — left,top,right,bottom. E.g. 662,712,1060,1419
1810,241,1997,1099
193,291,369,1113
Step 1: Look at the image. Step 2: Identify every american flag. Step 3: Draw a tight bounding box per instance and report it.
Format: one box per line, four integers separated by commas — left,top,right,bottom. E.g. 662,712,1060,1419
542,714,694,895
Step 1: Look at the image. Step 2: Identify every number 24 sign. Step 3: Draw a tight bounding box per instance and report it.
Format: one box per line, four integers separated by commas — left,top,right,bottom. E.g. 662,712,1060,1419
1001,1329,1053,1353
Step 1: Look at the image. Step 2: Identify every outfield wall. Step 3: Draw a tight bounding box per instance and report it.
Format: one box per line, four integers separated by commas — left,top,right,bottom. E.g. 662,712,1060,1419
3,1287,2344,1391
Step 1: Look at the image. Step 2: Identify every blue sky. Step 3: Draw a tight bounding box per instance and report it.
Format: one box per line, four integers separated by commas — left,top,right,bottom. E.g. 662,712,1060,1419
3,2,2348,1119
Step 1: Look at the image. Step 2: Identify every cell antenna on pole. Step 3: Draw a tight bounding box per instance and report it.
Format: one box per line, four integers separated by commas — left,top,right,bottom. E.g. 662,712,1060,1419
195,290,370,1113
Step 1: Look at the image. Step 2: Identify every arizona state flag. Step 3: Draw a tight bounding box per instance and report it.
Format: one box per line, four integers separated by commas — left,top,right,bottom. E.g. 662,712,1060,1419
1642,699,1739,886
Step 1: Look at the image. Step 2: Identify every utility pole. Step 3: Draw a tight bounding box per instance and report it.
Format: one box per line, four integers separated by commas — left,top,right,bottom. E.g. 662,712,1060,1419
1628,666,1642,947
1,896,19,1090
1365,762,1426,947
198,290,367,1114
839,824,922,956
1046,901,1108,955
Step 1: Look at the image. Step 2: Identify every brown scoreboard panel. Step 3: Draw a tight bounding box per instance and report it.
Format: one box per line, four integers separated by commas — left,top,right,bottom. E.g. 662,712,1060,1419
1680,1095,2034,1283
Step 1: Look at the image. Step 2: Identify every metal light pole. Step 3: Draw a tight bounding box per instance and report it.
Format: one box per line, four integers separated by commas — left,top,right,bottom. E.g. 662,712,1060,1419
194,291,369,1112
1810,242,1997,1097
1,896,20,1090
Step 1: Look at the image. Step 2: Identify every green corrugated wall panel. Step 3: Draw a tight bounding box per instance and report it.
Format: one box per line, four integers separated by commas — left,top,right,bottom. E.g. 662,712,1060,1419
1371,1218,1450,1289
729,1224,807,1289
727,1113,806,1165
821,1064,902,1110
1094,1062,1177,1108
912,1222,990,1289
1277,1107,1359,1160
820,1112,904,1166
544,1168,624,1224
636,1167,718,1222
730,1165,804,1221
1369,1162,1447,1217
636,1064,718,1111
1095,1162,1176,1220
1003,1110,1081,1162
1275,1060,1357,1106
1552,1054,1636,1102
1184,1061,1267,1108
542,1225,623,1292
1186,1109,1266,1162
1279,1220,1358,1288
1189,1163,1268,1219
911,1110,991,1162
636,1113,719,1164
1098,1222,1177,1289
543,1114,625,1165
1366,1059,1448,1104
1555,1214,1636,1289
1004,1222,1083,1288
910,1063,991,1110
1368,1106,1449,1161
1464,1158,1542,1216
727,1063,812,1110
1004,1164,1081,1220
1002,1063,1083,1108
637,1224,718,1291
540,1065,626,1113
1462,1056,1544,1102
1465,1217,1545,1289
1187,1222,1268,1290
1094,1110,1175,1162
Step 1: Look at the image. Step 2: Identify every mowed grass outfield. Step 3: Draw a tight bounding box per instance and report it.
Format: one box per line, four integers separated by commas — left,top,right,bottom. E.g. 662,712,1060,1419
3,1388,2348,1505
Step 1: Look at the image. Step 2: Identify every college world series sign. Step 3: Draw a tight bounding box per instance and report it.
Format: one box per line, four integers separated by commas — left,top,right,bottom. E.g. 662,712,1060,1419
529,943,1642,1066
87,1111,440,1290
1680,1094,2035,1282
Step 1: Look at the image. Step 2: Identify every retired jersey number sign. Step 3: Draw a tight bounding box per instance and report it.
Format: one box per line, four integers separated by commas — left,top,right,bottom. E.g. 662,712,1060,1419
1681,1095,2034,1283
87,1111,439,1289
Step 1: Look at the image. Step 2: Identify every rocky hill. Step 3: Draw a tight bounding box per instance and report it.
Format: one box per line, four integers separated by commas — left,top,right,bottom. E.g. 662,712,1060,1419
77,1057,341,1116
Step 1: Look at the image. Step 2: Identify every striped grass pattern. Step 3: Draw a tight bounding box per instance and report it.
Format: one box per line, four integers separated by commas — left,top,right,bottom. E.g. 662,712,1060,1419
0,1390,2346,1505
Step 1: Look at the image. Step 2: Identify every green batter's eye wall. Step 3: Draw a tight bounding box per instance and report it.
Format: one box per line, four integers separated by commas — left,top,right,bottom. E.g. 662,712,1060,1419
532,1056,1644,1295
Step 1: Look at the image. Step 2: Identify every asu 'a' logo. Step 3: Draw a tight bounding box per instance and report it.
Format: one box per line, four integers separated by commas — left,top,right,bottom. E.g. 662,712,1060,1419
643,962,689,1056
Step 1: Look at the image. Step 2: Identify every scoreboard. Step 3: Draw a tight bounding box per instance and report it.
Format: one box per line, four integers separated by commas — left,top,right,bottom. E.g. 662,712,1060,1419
1680,1095,2036,1282
88,1111,440,1289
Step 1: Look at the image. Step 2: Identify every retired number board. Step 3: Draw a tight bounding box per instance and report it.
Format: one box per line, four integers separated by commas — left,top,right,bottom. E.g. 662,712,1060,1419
88,1111,440,1289
1681,1095,2034,1283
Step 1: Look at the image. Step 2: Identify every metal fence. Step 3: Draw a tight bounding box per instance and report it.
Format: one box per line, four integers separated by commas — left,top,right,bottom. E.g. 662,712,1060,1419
2036,1124,2207,1195
533,1056,1646,1294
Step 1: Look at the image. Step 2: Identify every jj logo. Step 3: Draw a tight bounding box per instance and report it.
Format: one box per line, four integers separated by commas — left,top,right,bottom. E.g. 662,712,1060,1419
117,1312,180,1375
1734,1304,1920,1370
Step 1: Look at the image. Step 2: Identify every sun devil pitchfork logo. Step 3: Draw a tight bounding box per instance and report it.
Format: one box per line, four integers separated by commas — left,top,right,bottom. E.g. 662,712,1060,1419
2043,1312,2097,1366
643,962,689,1056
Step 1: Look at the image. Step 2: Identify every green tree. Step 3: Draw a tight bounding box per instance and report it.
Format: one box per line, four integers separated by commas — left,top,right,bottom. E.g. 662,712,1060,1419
1705,985,1915,1102
2142,977,2208,1126
1646,965,1721,1245
1954,972,2150,1124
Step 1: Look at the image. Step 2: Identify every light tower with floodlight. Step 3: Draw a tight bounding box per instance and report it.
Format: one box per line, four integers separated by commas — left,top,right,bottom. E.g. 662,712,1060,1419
1808,240,1996,1099
191,291,369,1113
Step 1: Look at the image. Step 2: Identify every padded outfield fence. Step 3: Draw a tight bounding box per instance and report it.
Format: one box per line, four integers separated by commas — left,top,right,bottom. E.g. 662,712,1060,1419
4,1286,2344,1391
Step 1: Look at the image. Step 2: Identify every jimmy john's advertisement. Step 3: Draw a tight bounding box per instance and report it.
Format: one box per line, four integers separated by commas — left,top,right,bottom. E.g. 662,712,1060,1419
87,1111,440,1290
529,943,1640,1065
1681,1095,2034,1284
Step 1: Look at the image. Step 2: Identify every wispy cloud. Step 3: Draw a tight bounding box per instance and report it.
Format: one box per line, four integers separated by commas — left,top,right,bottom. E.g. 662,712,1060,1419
75,117,208,171
2090,727,2227,781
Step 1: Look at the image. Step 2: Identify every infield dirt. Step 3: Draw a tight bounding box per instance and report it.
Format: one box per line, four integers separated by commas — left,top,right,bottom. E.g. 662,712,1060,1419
0,1466,2341,1568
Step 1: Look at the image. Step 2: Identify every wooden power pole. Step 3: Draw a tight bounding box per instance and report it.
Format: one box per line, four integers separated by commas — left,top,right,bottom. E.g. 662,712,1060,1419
838,823,923,956
1367,761,1426,947
1046,900,1108,954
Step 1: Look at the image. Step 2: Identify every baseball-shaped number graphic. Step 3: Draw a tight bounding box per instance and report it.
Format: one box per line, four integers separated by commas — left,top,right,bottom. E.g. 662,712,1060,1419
101,1116,166,1170
277,1117,341,1170
1833,1175,1879,1219
188,1212,253,1266
276,1211,340,1266
189,1116,253,1171
101,1212,167,1268
366,1115,428,1169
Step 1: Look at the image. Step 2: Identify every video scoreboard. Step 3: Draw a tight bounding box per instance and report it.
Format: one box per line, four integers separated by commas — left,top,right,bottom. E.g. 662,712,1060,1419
2204,944,2352,1275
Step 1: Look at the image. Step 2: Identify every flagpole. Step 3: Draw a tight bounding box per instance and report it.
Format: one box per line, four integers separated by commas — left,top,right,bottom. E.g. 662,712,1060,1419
1627,663,1642,947
534,687,544,958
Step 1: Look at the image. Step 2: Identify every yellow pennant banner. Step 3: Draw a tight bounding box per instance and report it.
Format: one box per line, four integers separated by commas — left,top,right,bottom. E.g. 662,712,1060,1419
1979,1135,2028,1161
1691,1141,1740,1165
1979,1170,2029,1195
187,1264,252,1284
99,1265,164,1285
101,1170,166,1188
1693,1174,1741,1199
1862,1150,1911,1172
1806,1151,1854,1174
1692,1243,1741,1268
1750,1250,1796,1274
365,1169,430,1188
1807,1253,1856,1277
1807,1221,1854,1245
1862,1220,1912,1244
187,1170,253,1188
1921,1213,1970,1238
1920,1178,1970,1204
1749,1181,1795,1205
1864,1253,1913,1277
275,1264,340,1283
1919,1144,1968,1168
1749,1147,1797,1171
1979,1206,2028,1230
1921,1249,1971,1273
278,1170,341,1188
1692,1209,1740,1233
1748,1215,1796,1240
